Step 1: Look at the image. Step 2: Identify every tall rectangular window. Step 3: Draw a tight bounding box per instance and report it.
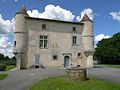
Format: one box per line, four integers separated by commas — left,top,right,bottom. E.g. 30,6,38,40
72,36,77,46
39,35,48,48
14,41,16,47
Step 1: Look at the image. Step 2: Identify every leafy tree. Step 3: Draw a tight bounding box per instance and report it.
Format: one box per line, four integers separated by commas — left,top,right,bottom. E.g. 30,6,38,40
0,53,5,60
95,32,120,64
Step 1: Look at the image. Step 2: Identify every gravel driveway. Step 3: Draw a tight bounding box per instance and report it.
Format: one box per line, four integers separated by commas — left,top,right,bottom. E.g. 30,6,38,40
0,66,120,90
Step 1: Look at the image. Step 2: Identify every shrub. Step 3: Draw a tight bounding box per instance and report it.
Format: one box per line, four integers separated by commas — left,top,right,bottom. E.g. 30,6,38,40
0,64,6,71
0,59,16,65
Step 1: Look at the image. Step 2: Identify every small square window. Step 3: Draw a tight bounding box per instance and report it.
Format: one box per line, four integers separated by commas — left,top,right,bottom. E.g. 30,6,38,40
73,27,76,31
53,55,57,60
42,24,46,29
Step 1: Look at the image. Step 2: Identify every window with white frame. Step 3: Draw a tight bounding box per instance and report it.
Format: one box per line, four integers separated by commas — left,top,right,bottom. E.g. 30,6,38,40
39,35,48,48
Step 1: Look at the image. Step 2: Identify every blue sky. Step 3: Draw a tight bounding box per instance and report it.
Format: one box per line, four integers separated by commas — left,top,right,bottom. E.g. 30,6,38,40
0,0,120,57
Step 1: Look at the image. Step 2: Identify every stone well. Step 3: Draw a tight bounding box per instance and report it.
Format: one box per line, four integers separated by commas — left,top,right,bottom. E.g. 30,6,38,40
66,67,87,81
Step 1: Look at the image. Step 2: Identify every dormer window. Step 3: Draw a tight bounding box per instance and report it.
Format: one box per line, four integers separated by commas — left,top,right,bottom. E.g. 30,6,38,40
42,24,46,29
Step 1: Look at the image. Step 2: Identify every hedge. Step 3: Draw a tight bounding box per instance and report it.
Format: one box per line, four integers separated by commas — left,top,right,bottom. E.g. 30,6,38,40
0,64,6,71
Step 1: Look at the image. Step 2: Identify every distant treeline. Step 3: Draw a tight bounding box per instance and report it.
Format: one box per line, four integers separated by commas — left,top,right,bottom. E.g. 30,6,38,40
0,53,16,65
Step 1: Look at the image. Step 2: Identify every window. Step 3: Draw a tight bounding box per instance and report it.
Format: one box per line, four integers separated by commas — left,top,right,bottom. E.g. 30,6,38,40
42,24,46,29
14,41,16,47
72,36,77,46
78,52,81,57
73,27,76,31
53,55,57,60
39,35,48,48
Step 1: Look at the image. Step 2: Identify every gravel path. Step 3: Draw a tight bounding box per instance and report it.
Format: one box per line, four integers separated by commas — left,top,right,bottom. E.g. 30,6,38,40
0,66,120,90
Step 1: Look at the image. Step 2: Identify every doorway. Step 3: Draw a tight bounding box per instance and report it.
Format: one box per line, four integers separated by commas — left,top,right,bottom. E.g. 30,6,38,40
35,55,40,68
64,56,70,68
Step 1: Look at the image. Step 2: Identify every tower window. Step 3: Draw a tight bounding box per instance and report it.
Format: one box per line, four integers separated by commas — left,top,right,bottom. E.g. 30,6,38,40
42,24,46,29
72,36,77,46
53,55,57,60
73,27,76,31
39,35,48,48
14,41,16,47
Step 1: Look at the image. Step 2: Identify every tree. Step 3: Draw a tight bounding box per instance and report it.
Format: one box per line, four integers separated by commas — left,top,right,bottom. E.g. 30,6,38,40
0,53,5,60
95,32,120,64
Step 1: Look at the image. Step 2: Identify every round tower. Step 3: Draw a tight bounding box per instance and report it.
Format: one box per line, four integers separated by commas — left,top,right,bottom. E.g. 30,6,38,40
14,5,29,69
81,14,95,67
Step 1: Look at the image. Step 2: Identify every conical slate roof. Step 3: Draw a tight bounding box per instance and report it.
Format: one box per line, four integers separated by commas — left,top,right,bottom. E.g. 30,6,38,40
19,5,27,13
16,5,29,16
81,14,92,22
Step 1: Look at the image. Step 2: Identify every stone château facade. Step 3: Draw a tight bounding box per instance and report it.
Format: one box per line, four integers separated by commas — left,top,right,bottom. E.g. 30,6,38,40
13,5,95,69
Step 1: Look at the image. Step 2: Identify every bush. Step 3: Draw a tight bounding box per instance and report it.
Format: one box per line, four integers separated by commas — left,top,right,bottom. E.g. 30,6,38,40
0,64,6,71
0,59,16,65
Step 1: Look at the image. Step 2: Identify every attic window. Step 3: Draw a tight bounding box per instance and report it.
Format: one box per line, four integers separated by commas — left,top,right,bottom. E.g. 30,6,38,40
72,27,76,31
42,24,46,29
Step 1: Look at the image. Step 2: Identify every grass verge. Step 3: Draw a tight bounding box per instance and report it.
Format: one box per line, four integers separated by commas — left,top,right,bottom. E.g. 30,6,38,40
6,65,16,71
101,64,120,68
0,74,8,80
29,76,120,90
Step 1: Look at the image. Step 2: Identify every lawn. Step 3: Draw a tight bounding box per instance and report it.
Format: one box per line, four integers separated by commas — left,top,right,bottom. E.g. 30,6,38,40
0,74,8,80
29,76,120,90
6,65,16,71
101,64,120,68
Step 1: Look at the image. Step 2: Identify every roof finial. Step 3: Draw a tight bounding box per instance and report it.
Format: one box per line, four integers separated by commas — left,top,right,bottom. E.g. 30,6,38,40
16,5,29,16
19,4,27,13
81,13,92,22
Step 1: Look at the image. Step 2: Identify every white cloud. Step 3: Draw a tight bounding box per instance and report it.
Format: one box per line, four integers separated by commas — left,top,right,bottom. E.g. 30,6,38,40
27,4,75,21
15,0,18,2
0,35,14,58
0,36,9,48
95,34,111,42
76,8,94,21
110,12,120,22
0,14,15,34
0,14,14,58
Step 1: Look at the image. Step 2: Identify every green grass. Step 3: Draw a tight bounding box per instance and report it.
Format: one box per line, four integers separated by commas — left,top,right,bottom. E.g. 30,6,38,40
6,65,16,71
0,74,8,80
29,76,120,90
101,64,120,68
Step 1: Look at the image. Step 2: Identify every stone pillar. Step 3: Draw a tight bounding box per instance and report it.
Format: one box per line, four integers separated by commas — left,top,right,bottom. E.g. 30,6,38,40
87,55,93,68
15,54,22,70
84,51,94,68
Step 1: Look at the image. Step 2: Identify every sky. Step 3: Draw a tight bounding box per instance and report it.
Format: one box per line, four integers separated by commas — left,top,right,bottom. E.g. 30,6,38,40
0,0,120,58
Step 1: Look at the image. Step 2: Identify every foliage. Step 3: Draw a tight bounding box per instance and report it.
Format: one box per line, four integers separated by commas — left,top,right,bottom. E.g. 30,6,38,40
29,76,120,90
0,53,16,65
0,74,8,80
0,64,6,71
0,59,16,65
95,32,120,64
0,53,16,70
